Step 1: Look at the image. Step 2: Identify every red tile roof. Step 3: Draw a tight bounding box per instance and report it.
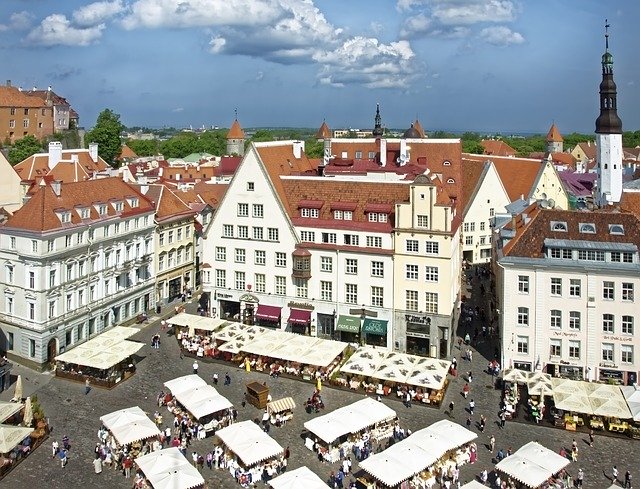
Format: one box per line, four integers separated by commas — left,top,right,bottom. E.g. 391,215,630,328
3,177,154,233
14,149,109,182
132,183,194,223
546,123,563,142
217,156,242,175
575,142,597,160
0,86,47,108
461,158,488,213
413,119,425,138
117,144,138,160
226,119,245,139
315,121,331,139
480,140,516,157
620,192,640,220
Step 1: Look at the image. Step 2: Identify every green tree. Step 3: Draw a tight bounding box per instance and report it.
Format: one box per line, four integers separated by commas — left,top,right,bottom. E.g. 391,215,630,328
126,139,159,157
304,138,324,158
461,140,484,154
85,109,125,167
8,135,43,165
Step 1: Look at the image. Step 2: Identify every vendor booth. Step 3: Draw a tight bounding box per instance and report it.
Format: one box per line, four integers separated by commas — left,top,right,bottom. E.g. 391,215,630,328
0,424,36,479
269,466,329,489
358,420,477,488
0,402,23,424
55,326,143,388
168,312,231,337
303,397,397,463
266,397,296,426
495,441,570,488
163,374,207,397
99,406,161,447
135,447,204,489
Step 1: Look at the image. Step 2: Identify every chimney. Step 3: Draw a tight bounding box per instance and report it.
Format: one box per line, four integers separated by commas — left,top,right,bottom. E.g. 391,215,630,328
399,139,408,166
89,143,98,163
51,180,62,197
47,86,52,91
5,80,11,87
292,140,305,159
48,141,63,169
379,138,387,167
511,214,517,231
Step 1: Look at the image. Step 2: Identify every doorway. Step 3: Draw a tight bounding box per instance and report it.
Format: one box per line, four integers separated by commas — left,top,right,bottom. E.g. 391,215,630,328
47,338,57,366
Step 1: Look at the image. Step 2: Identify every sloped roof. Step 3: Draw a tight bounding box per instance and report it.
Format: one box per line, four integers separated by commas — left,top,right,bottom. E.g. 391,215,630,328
0,86,47,108
133,183,194,223
558,171,596,197
480,139,516,157
503,208,640,259
226,119,245,139
316,121,331,139
217,156,242,175
3,177,154,233
25,89,71,107
118,144,138,160
14,149,109,181
575,142,597,160
620,191,640,220
461,159,489,214
160,166,216,182
546,123,563,142
413,119,426,138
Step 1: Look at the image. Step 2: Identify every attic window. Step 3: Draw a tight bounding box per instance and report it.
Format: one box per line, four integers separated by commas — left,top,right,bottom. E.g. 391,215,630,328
113,202,124,212
447,178,455,184
60,212,71,223
579,223,596,234
551,221,567,232
443,160,451,166
98,204,107,216
301,208,319,219
609,224,624,235
78,208,90,219
128,197,139,208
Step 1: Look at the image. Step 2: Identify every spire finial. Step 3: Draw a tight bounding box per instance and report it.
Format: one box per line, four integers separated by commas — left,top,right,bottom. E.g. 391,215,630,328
605,19,610,51
234,107,238,120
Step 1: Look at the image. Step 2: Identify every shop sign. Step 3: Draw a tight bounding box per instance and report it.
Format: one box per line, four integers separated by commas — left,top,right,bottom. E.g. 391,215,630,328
287,301,314,311
405,314,429,325
603,335,634,343
599,369,623,380
239,293,259,303
406,332,429,339
217,293,233,299
551,331,578,338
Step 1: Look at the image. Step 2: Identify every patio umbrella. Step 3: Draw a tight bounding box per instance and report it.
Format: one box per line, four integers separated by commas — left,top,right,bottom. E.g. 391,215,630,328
13,375,23,402
501,368,529,384
528,380,553,397
552,391,592,414
22,397,33,427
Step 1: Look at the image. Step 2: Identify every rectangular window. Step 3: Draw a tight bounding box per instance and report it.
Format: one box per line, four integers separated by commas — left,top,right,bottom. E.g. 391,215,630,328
517,336,529,354
10,237,16,249
622,345,634,364
569,279,581,297
294,278,308,298
568,340,580,359
602,343,614,362
562,249,572,259
465,236,473,245
425,292,438,313
255,273,265,293
5,297,12,314
247,182,254,191
425,241,439,255
275,252,286,267
49,270,56,288
66,264,73,281
275,276,286,295
550,339,561,357
622,315,634,335
215,247,226,261
32,240,38,253
320,281,333,301
5,266,13,284
569,311,581,330
371,286,384,307
268,228,279,241
333,210,343,220
345,284,358,304
234,271,245,290
406,240,419,252
602,314,614,333
252,204,263,218
367,213,387,223
603,281,614,300
550,310,562,329
366,236,382,248
237,203,249,217
223,224,234,237
237,225,248,238
343,211,352,221
235,248,246,263
29,271,35,289
48,300,56,319
623,252,633,263
344,234,359,245
480,221,485,231
551,278,562,296
254,250,266,266
345,259,358,274
159,233,165,246
406,264,418,280
550,248,561,259
167,231,174,244
215,269,226,288
405,290,418,311
300,231,315,242
417,215,428,227
518,275,529,293
252,227,263,240
517,307,529,326
29,339,35,358
322,233,337,244
371,261,384,277
320,256,332,272
622,282,634,302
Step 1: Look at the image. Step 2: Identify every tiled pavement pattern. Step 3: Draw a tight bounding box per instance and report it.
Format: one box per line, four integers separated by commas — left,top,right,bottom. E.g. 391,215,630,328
1,277,636,489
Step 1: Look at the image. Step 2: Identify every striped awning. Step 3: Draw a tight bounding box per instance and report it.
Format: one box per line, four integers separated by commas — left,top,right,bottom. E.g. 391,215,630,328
267,397,296,414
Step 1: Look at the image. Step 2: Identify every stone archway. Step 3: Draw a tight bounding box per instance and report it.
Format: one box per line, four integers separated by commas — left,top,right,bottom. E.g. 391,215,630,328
46,338,58,366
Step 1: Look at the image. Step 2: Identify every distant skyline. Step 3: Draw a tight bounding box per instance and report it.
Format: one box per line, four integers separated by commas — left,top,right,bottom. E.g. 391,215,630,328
2,0,639,134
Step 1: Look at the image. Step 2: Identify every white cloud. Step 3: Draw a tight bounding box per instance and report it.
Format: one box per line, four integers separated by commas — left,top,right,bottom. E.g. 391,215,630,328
172,107,184,112
479,26,524,46
73,0,126,27
433,0,517,25
26,14,105,46
0,11,34,31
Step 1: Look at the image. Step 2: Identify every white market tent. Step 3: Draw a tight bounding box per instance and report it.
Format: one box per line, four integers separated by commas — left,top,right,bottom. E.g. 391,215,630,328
304,397,396,445
621,385,640,421
461,482,489,489
168,312,231,336
217,420,284,467
0,401,23,423
215,323,268,342
136,447,204,489
501,367,529,384
173,385,233,420
550,378,632,418
496,442,569,488
359,420,477,488
99,406,161,446
0,424,34,454
339,347,450,390
268,466,329,489
164,375,207,397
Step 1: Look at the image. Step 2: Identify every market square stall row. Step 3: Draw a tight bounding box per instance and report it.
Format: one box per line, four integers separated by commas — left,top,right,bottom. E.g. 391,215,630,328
135,447,205,489
495,441,570,488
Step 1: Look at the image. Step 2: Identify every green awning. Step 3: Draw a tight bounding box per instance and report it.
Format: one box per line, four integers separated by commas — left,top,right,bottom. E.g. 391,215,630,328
362,318,388,335
336,315,361,333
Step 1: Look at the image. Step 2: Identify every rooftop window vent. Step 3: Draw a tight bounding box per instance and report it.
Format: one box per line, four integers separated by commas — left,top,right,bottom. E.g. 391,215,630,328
579,223,596,234
609,224,624,235
551,221,567,232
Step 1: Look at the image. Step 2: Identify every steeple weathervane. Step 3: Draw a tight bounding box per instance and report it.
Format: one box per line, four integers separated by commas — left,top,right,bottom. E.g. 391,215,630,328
605,19,610,51
373,103,383,137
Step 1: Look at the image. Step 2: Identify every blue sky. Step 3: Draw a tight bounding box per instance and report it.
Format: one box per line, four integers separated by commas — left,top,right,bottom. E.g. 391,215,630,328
2,0,639,133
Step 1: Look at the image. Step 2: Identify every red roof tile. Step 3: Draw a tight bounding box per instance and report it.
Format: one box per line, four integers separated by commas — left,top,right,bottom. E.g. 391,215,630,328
480,140,516,157
226,119,245,139
546,123,563,142
316,121,331,139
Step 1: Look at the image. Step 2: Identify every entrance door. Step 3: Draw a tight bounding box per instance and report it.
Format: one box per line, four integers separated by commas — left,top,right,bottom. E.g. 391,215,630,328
47,339,57,365
439,338,448,359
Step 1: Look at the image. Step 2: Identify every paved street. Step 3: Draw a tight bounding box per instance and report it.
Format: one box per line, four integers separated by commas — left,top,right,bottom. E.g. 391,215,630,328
1,280,636,489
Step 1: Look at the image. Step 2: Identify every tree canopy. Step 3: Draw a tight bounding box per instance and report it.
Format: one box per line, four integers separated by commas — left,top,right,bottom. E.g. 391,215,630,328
85,109,125,167
7,135,43,165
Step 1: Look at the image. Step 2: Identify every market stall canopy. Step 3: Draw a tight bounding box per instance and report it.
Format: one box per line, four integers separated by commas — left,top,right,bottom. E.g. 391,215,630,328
496,441,569,488
336,315,361,333
136,447,204,489
304,398,396,445
0,401,23,423
461,482,489,489
501,368,529,384
268,466,329,489
0,424,33,453
526,372,552,395
168,313,231,335
589,397,632,419
359,420,477,487
99,406,161,445
217,420,284,467
266,397,296,415
621,385,640,421
173,385,233,420
215,323,268,342
164,375,207,397
552,391,592,415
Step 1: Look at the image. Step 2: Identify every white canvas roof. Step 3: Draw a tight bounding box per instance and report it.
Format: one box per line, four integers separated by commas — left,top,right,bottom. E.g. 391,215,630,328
621,385,640,421
496,442,570,488
0,401,23,423
173,385,233,420
359,420,477,487
501,367,529,384
136,447,204,489
99,406,161,445
217,420,283,467
550,379,631,418
164,375,207,397
0,424,33,454
304,398,396,445
268,466,329,489
461,482,489,489
55,339,143,370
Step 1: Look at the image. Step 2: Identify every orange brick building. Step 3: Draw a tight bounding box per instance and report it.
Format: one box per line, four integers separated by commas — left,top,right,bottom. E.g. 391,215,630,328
0,81,54,143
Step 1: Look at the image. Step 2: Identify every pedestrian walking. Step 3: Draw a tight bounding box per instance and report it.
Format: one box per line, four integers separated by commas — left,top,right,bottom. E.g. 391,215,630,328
192,360,199,375
468,371,473,383
462,383,469,399
589,429,594,447
58,448,68,468
213,373,219,385
449,401,455,417
613,465,619,482
624,470,632,488
52,440,59,458
405,391,411,408
466,416,471,428
85,378,91,395
577,468,584,488
499,411,506,429
479,415,486,432
224,372,231,385
489,435,495,453
469,399,475,415
571,445,578,462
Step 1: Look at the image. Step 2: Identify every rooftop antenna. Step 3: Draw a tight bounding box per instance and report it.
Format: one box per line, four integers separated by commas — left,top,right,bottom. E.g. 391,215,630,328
605,19,610,51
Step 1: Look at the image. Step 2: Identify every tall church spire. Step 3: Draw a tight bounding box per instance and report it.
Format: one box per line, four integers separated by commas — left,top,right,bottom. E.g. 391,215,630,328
372,103,383,137
595,19,622,134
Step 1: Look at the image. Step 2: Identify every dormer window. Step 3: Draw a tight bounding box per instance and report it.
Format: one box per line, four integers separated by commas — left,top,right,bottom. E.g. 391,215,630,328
301,208,319,219
443,160,451,166
78,208,90,219
60,211,72,223
368,213,388,223
551,221,567,232
113,202,124,212
579,223,596,234
609,224,624,235
98,204,107,216
127,197,139,208
447,178,455,184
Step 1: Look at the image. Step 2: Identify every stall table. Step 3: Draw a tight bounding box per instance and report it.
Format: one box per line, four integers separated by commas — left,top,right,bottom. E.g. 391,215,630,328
246,382,270,409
